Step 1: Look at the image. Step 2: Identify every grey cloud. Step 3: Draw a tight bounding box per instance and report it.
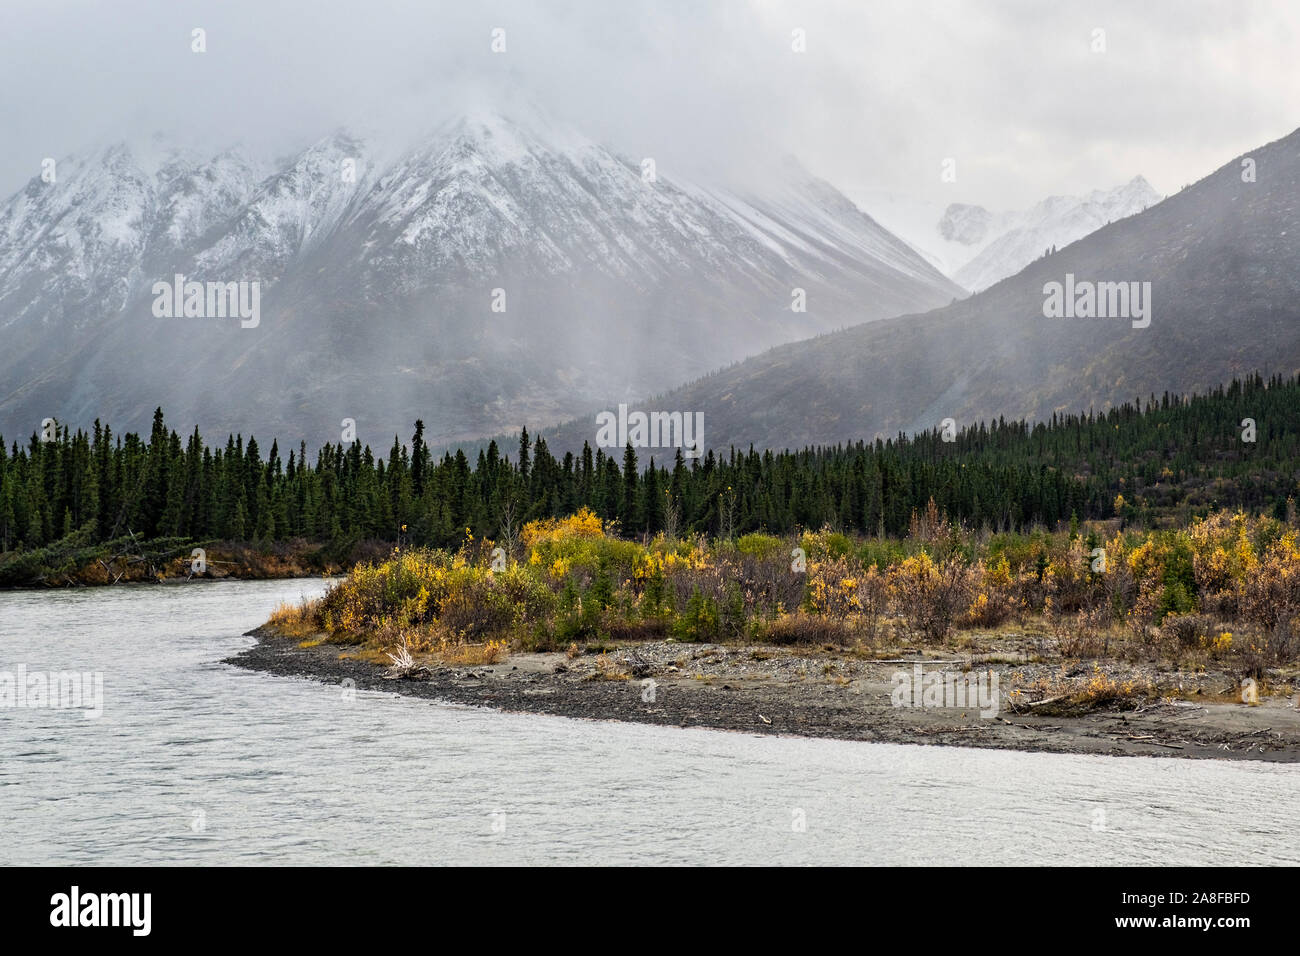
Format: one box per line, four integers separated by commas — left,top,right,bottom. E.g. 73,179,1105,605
1,0,1297,208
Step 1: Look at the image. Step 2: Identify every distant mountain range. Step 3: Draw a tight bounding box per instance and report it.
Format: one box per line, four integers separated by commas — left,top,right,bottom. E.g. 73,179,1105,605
6,105,1284,464
947,176,1162,292
0,109,960,447
859,176,1160,289
539,127,1300,454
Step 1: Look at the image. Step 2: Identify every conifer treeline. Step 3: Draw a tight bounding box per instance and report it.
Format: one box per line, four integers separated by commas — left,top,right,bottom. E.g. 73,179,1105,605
0,373,1296,554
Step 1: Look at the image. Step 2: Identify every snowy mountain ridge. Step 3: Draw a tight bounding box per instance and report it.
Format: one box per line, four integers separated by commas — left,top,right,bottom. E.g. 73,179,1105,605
948,176,1163,292
0,111,961,445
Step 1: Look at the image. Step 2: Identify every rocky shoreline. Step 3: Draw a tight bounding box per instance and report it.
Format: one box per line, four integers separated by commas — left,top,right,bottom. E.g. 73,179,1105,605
229,627,1300,762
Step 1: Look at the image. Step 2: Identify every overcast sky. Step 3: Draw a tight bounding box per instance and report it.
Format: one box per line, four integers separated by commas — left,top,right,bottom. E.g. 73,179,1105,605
2,0,1298,213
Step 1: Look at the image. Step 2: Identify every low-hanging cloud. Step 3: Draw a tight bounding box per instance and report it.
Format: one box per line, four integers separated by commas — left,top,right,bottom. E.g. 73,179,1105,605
2,0,1298,210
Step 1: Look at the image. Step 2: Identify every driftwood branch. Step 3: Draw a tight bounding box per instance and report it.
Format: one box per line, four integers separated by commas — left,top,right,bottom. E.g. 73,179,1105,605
1024,695,1067,708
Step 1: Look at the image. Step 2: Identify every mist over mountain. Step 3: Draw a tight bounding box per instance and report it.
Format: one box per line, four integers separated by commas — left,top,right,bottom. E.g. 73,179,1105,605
537,127,1300,455
0,109,960,448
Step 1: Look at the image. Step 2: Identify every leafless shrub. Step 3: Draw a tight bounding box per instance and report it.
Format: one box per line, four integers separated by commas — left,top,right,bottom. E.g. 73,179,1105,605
384,635,430,679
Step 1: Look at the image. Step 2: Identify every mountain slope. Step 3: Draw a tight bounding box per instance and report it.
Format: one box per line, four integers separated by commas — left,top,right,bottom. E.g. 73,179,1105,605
549,128,1299,454
0,113,960,446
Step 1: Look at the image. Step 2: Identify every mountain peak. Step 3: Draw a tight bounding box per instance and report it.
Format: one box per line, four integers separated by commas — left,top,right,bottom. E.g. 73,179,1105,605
0,114,960,445
949,175,1163,291
628,127,1300,452
436,99,596,156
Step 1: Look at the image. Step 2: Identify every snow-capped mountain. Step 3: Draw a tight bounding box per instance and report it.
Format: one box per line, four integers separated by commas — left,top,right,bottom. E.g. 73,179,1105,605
854,177,1163,292
948,176,1163,292
598,128,1300,453
0,142,270,332
0,144,151,335
695,156,951,290
192,132,367,279
0,111,961,447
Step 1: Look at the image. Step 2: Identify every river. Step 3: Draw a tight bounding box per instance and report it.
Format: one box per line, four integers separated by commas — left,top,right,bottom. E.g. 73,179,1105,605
1,578,1296,865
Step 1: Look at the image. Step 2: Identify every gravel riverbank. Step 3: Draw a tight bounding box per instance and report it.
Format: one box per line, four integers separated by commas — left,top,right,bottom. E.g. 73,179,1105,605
230,627,1300,762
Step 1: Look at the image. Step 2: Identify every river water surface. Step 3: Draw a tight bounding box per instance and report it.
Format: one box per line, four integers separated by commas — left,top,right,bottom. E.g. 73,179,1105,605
1,578,1296,865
